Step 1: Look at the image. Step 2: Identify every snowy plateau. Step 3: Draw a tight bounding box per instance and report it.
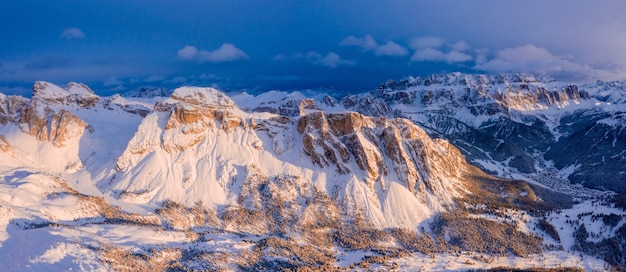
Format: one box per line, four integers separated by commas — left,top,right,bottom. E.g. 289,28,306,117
0,73,625,271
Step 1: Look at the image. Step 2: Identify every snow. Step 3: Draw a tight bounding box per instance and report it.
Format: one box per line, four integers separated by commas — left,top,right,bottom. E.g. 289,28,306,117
382,181,432,227
392,251,606,272
0,79,624,270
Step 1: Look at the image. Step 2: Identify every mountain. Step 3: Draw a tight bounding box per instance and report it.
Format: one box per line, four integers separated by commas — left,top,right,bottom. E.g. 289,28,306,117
234,73,626,194
0,79,623,270
121,86,172,98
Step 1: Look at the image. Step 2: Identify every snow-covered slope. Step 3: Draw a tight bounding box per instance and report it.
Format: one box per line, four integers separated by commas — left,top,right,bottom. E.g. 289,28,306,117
234,73,626,194
0,79,624,270
106,85,474,229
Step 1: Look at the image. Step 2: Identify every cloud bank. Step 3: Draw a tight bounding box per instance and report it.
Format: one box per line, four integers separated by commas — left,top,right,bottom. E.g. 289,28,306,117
473,44,626,81
409,36,472,63
273,51,353,68
341,35,408,57
177,44,249,63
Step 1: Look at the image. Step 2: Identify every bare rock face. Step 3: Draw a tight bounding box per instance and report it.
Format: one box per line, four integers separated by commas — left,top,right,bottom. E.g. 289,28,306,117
0,93,29,125
116,87,255,171
158,88,248,152
32,81,100,108
297,111,468,197
13,81,96,148
19,101,88,148
0,135,15,158
65,82,100,108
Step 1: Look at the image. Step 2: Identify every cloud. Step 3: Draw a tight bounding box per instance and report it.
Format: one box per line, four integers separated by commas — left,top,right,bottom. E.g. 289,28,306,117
411,48,472,63
410,37,445,49
339,35,378,51
103,76,123,86
316,52,354,68
272,54,287,61
341,35,410,58
60,28,85,40
24,56,74,70
273,51,353,68
110,85,126,92
177,46,199,60
177,43,249,62
375,41,408,57
474,48,489,65
449,41,470,52
473,44,626,81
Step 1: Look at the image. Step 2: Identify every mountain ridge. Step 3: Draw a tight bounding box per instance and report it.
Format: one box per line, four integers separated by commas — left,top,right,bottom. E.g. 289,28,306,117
0,77,624,270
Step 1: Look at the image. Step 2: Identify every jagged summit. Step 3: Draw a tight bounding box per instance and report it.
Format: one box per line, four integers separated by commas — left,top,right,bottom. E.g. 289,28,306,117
168,86,235,108
382,72,555,91
33,81,96,98
31,81,99,108
122,86,171,98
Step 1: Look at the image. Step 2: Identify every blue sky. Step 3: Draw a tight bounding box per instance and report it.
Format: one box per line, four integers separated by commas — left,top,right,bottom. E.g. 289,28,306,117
1,1,626,96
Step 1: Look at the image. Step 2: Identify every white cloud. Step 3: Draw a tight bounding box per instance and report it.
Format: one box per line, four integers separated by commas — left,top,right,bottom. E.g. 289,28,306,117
177,44,249,63
341,35,410,58
409,36,473,63
449,41,470,52
103,76,123,86
306,51,323,59
177,46,199,60
474,48,489,65
272,54,287,61
410,36,445,49
273,51,353,68
411,48,472,63
60,28,85,40
375,41,408,57
473,44,626,81
315,52,354,68
339,35,378,51
446,51,473,63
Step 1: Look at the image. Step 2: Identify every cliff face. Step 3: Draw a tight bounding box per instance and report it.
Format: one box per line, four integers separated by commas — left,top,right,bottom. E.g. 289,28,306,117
105,86,480,229
17,82,92,148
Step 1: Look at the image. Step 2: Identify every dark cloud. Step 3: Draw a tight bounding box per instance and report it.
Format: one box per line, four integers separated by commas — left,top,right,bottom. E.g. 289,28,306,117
24,56,75,70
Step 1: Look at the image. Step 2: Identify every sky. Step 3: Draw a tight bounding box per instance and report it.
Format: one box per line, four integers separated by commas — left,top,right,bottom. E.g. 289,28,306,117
1,0,626,96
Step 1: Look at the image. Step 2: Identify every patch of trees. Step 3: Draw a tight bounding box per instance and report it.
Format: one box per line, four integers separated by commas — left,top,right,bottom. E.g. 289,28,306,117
573,223,626,268
430,210,543,257
471,267,585,272
536,219,561,242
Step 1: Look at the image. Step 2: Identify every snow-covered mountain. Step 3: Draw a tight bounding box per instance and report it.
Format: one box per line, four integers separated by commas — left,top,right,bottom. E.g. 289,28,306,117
122,86,172,98
0,78,624,270
234,73,626,194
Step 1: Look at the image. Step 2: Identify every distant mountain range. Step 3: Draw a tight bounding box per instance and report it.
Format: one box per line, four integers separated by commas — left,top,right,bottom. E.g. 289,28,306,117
0,74,624,270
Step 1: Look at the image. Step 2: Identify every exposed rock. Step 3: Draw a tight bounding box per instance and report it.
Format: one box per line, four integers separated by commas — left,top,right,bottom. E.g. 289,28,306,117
0,135,15,158
297,111,468,197
19,101,88,148
0,93,29,125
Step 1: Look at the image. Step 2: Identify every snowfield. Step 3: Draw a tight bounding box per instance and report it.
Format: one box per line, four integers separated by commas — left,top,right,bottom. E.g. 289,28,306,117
0,77,625,270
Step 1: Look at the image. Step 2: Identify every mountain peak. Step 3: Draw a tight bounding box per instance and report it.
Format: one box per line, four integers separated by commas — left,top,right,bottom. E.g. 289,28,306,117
170,86,235,108
382,73,556,92
32,81,70,101
66,82,95,95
